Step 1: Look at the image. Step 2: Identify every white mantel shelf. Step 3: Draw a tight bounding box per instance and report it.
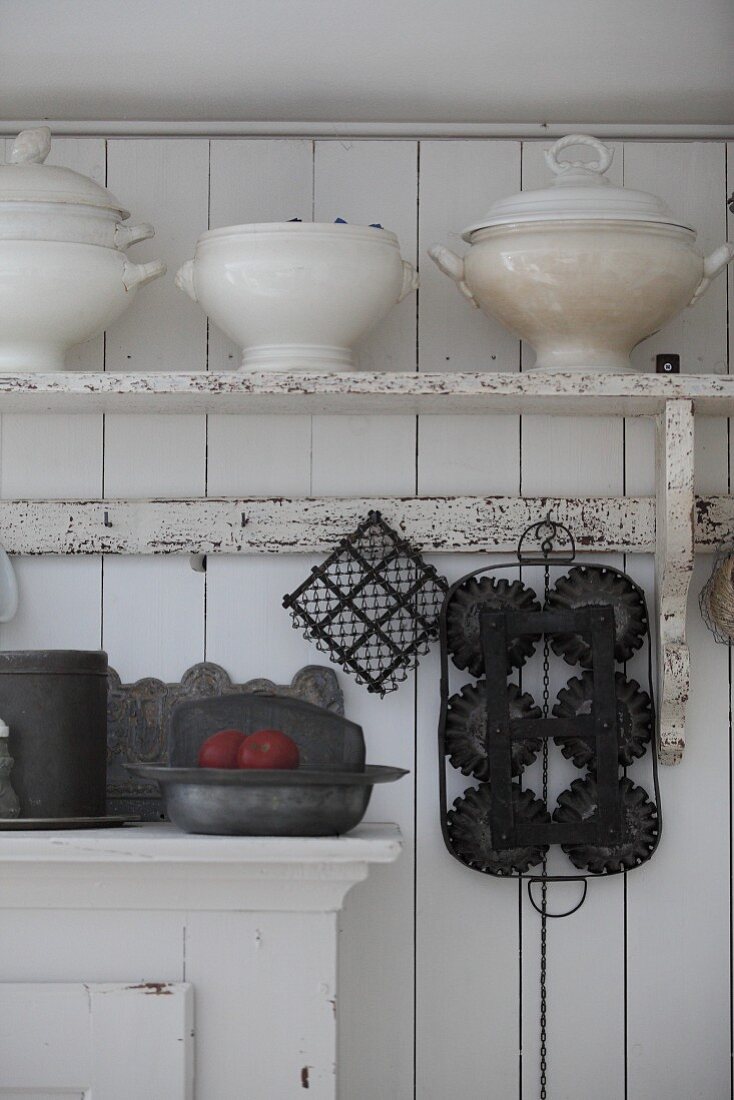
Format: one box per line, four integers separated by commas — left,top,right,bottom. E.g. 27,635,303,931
0,369,732,416
0,821,402,911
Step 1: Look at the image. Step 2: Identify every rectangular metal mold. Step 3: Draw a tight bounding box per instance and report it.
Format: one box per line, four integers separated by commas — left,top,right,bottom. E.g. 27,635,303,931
481,607,622,849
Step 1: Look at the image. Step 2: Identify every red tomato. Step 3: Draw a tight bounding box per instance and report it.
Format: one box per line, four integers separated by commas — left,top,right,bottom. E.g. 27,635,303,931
237,728,300,770
197,728,246,769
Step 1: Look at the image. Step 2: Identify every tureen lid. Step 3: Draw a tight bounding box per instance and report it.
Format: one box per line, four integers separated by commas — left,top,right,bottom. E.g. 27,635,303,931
462,134,691,239
0,128,130,218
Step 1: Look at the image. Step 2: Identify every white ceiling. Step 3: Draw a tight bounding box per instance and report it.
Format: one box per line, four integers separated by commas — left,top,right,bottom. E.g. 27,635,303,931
1,0,732,125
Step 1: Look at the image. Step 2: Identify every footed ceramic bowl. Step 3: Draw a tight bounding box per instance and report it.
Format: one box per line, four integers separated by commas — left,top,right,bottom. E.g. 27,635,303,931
176,222,419,371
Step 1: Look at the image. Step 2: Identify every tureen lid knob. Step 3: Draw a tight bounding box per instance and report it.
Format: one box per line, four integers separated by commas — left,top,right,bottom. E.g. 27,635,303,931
545,134,613,184
10,126,52,166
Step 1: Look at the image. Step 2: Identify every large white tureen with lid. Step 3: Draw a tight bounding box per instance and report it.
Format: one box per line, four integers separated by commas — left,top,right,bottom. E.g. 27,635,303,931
429,134,734,374
0,127,165,371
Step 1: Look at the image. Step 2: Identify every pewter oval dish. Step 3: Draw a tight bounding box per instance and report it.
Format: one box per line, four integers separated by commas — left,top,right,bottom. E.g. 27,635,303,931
126,763,407,837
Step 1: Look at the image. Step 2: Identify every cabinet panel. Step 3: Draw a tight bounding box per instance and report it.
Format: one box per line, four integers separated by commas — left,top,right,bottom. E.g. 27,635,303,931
0,982,193,1099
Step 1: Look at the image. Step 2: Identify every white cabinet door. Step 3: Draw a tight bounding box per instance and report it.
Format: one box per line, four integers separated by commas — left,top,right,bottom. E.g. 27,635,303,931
0,982,193,1099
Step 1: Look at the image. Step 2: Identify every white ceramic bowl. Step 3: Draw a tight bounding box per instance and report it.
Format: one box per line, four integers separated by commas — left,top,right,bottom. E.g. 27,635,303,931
176,222,419,371
430,134,734,374
0,128,165,373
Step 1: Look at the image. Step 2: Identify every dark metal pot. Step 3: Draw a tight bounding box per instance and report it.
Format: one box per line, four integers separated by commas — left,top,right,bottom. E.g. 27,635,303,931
0,650,108,818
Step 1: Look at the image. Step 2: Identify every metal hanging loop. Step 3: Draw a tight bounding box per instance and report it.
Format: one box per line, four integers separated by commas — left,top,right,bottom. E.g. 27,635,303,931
527,877,589,919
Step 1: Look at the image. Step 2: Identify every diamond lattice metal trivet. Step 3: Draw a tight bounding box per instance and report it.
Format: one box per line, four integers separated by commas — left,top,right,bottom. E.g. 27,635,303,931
283,511,448,695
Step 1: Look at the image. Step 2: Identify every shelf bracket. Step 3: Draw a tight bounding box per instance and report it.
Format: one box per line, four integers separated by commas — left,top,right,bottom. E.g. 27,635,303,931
655,399,695,765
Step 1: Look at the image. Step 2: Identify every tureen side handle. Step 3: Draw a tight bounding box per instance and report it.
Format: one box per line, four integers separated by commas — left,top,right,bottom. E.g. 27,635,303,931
688,243,734,307
114,222,156,250
122,259,166,291
174,259,198,303
428,245,479,308
397,259,420,303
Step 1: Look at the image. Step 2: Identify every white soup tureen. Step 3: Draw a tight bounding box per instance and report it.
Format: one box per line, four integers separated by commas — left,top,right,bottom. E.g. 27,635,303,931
176,221,419,371
0,127,165,372
429,134,734,374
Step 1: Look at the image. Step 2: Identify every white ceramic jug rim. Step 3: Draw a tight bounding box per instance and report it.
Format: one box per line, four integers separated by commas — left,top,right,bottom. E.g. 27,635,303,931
199,222,399,246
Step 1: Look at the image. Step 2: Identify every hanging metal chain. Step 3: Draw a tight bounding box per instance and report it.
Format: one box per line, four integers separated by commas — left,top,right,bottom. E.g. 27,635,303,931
539,562,551,1100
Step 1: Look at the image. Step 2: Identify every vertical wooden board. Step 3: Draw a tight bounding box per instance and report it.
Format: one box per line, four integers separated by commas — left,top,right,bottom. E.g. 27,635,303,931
520,139,625,500
103,140,209,681
105,139,208,372
729,144,733,382
205,139,314,682
626,563,730,1100
0,137,103,653
184,911,337,1099
419,139,521,372
625,142,728,493
418,140,521,500
627,143,727,376
518,141,627,1095
310,139,417,1100
414,585,522,1100
311,140,417,493
313,139,417,372
625,144,730,1100
416,149,522,1098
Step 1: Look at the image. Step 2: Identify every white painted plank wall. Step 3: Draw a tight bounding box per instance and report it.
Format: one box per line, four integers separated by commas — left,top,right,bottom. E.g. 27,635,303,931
519,140,627,1100
416,138,523,1099
624,142,731,1100
311,138,418,1099
0,134,729,1100
104,139,209,683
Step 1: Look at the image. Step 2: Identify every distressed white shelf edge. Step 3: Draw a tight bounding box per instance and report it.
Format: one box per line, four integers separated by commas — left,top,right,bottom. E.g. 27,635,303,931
0,369,731,415
0,372,716,763
0,493,726,555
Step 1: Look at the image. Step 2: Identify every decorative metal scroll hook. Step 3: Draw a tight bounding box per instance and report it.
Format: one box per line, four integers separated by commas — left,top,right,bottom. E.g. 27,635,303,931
516,511,576,565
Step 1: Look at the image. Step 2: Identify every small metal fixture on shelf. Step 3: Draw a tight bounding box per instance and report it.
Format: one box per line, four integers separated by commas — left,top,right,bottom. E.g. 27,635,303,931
283,511,448,695
656,353,680,374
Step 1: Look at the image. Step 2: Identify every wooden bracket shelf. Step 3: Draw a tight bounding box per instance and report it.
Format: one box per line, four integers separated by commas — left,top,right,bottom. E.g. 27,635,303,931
0,370,724,765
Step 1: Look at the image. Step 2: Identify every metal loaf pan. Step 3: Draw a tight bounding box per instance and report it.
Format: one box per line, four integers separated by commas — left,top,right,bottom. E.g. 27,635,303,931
169,692,366,768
